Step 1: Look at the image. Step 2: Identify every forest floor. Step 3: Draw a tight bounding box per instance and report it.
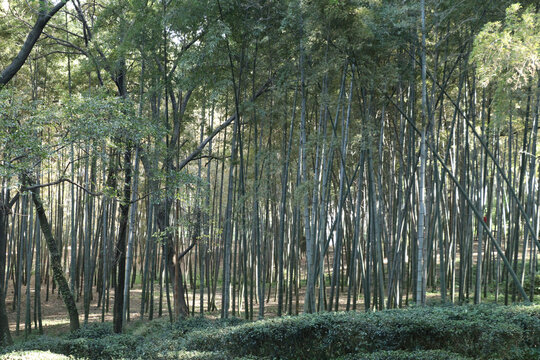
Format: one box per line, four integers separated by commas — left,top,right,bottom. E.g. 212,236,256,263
5,284,147,337
3,278,470,341
5,278,371,339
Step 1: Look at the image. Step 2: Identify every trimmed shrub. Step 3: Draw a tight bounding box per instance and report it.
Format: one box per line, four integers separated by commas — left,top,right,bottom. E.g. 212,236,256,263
67,322,113,340
336,350,472,360
184,305,540,359
1,336,69,356
64,334,141,359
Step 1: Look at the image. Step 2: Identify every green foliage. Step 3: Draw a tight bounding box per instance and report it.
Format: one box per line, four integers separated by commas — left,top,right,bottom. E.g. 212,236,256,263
336,349,472,360
2,336,69,356
66,323,113,340
64,92,156,145
0,90,60,179
473,3,539,90
184,305,540,359
67,334,140,359
472,3,539,126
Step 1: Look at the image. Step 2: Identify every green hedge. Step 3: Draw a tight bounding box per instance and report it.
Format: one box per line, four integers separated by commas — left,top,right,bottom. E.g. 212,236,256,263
1,305,539,359
184,305,540,359
336,350,472,360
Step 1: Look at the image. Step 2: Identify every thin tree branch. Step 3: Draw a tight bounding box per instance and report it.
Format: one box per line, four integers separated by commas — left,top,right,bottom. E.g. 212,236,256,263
177,77,272,172
22,177,101,196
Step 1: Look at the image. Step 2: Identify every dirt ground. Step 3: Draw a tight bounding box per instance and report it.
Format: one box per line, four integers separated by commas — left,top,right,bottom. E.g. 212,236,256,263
4,277,368,340
3,281,291,339
5,284,147,337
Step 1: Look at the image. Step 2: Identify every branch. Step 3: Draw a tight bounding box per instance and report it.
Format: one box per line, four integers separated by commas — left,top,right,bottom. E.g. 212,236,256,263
0,0,68,86
177,240,196,260
41,31,90,57
21,177,101,196
30,50,83,60
177,77,272,172
129,192,149,204
189,154,226,164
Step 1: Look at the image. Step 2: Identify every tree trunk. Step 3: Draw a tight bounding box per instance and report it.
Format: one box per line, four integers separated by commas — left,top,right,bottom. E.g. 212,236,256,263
122,147,140,326
26,175,80,332
113,148,132,333
0,203,13,346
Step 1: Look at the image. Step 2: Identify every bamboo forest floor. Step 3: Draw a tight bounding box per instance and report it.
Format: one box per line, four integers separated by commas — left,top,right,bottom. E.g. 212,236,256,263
6,278,538,342
5,280,310,338
5,279,374,338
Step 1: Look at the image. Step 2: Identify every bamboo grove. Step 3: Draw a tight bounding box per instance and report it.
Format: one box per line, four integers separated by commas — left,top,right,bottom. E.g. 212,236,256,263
0,0,539,346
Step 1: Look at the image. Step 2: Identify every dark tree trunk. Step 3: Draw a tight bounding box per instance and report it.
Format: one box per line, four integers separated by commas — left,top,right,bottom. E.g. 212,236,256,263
113,148,132,333
26,176,80,332
0,203,13,346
